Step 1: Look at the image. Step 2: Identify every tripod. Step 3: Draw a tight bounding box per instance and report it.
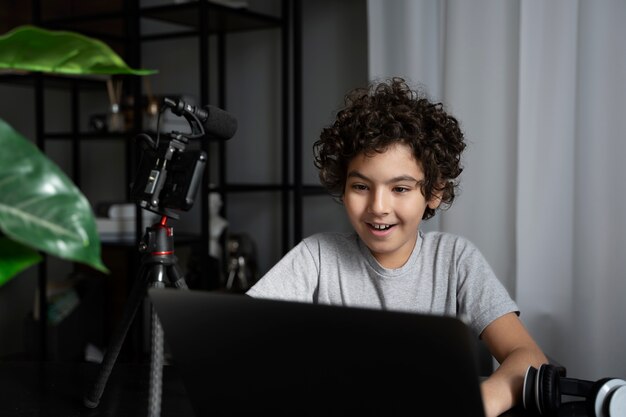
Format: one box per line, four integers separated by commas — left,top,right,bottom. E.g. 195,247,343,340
83,96,236,416
84,215,187,417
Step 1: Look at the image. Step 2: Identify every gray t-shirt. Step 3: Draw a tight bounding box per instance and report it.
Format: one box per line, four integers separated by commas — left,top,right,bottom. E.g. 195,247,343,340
246,230,518,337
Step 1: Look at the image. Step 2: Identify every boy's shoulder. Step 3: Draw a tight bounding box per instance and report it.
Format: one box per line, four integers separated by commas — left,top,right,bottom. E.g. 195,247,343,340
420,230,479,252
298,232,363,265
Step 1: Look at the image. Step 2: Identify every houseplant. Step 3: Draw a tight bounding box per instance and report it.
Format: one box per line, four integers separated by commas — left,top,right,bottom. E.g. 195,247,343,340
0,25,156,286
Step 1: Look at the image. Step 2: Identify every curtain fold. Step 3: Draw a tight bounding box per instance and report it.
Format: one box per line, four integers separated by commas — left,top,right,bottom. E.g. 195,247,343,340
367,0,626,380
516,0,579,373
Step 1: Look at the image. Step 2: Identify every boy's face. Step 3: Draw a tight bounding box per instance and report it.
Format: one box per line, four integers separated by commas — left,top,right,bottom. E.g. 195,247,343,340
343,143,440,269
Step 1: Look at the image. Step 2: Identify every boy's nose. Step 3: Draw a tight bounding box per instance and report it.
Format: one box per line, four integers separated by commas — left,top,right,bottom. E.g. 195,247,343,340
368,189,390,216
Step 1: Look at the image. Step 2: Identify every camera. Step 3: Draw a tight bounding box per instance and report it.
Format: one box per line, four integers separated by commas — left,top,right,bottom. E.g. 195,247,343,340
131,139,206,215
130,97,236,219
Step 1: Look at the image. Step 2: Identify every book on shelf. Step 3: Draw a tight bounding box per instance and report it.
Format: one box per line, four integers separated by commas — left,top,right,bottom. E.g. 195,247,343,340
96,201,152,219
95,202,159,240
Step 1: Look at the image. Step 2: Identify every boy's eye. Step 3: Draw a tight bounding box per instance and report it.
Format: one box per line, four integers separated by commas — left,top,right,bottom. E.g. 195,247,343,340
351,184,368,191
393,186,410,193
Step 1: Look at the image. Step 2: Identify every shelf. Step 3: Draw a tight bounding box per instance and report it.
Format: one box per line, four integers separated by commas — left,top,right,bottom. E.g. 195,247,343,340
101,232,203,248
18,0,296,362
302,185,329,196
38,2,282,42
44,130,217,141
40,10,125,26
212,184,286,193
140,2,282,37
44,131,131,140
210,183,327,196
0,72,108,90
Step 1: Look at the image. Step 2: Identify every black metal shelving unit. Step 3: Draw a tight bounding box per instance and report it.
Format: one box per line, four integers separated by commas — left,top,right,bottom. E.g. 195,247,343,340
2,0,306,361
138,0,294,281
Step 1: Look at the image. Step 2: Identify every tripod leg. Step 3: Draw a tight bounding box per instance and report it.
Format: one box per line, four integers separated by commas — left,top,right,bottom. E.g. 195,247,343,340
147,260,188,417
147,261,188,417
148,281,166,417
167,261,188,289
84,264,149,408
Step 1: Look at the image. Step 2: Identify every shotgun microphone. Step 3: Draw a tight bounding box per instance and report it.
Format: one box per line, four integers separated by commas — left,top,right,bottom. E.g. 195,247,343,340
163,97,238,141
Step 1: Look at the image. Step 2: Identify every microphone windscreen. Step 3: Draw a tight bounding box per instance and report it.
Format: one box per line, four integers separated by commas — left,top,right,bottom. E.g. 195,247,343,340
203,105,238,140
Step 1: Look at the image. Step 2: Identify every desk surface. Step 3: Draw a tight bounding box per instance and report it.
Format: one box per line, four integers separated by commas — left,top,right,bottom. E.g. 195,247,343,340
0,361,588,417
0,361,195,417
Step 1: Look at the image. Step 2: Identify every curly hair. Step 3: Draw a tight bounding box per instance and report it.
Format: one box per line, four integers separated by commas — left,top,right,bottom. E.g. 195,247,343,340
313,77,466,220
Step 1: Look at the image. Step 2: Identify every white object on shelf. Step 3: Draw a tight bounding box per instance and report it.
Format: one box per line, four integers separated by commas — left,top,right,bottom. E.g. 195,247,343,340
96,205,159,241
209,191,228,259
96,215,158,234
98,203,149,219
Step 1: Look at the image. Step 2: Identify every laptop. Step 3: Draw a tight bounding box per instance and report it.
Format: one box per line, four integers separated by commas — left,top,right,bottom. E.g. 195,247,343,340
148,288,486,417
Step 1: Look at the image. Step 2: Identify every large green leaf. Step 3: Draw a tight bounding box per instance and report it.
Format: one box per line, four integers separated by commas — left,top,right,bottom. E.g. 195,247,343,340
0,118,108,285
0,25,156,75
0,237,42,286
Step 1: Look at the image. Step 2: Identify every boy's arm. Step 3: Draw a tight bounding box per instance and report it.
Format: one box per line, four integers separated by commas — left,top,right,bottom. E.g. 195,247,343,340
479,312,548,417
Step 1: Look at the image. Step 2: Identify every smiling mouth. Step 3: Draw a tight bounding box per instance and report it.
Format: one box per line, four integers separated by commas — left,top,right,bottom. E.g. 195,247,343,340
368,223,394,231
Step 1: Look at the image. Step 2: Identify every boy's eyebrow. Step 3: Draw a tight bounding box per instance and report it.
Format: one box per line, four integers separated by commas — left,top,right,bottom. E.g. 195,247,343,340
347,171,424,184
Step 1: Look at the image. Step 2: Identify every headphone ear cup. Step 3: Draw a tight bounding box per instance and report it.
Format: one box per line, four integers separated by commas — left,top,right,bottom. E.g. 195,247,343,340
523,366,539,413
607,383,626,417
587,377,626,417
538,364,561,416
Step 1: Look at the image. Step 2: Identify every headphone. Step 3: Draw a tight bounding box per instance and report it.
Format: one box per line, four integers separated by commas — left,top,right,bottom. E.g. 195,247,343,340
523,364,626,417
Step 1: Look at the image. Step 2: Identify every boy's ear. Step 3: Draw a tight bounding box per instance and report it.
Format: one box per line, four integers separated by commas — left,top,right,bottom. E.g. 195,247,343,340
427,186,444,210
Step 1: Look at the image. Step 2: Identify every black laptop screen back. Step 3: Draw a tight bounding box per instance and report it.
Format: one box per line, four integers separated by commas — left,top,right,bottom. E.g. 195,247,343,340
149,288,486,417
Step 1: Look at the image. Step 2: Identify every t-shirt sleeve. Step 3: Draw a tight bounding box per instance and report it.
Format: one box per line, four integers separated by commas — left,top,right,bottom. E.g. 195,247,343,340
455,239,519,338
245,239,319,302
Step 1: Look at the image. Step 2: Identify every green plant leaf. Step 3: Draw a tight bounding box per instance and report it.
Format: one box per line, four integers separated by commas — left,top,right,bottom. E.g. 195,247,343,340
0,25,156,75
0,236,43,286
0,118,108,282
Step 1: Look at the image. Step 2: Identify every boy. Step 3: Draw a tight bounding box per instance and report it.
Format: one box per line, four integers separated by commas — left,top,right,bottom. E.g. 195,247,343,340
246,78,547,417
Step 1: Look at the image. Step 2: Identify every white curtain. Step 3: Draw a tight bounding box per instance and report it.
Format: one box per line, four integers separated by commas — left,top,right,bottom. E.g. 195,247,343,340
368,0,626,381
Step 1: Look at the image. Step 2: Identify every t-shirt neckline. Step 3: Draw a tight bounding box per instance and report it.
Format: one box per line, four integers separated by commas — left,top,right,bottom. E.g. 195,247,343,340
356,229,423,277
